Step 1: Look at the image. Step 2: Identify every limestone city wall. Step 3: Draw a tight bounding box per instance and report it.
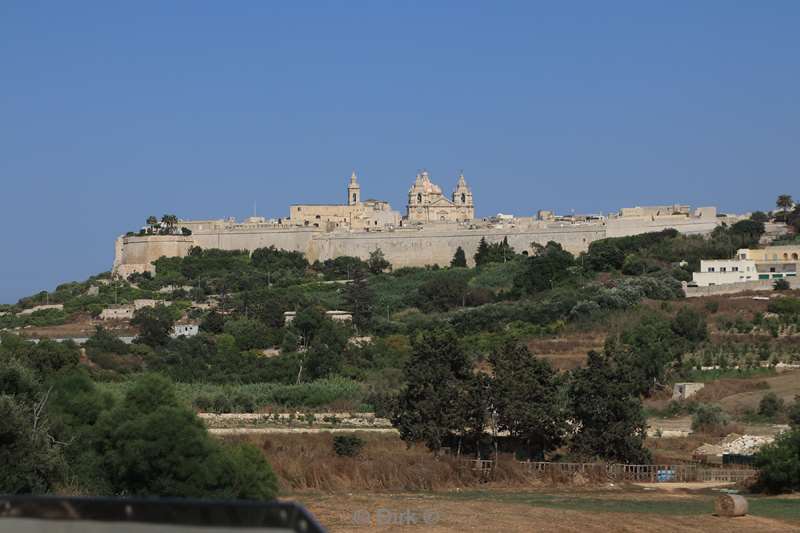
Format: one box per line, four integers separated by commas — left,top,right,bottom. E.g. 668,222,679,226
113,214,720,276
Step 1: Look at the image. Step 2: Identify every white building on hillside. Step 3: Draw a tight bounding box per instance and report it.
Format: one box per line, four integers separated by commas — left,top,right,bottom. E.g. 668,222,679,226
691,259,758,287
171,323,199,338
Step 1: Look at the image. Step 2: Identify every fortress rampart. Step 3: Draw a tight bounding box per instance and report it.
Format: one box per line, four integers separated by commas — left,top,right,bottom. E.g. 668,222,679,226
112,170,728,275
112,215,720,275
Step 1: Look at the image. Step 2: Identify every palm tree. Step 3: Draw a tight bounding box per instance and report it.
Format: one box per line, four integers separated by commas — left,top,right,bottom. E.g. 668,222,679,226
776,194,794,213
160,214,179,233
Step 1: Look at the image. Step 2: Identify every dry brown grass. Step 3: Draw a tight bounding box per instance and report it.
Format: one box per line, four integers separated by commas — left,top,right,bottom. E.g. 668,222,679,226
224,433,533,492
647,435,709,463
526,331,605,371
693,378,771,403
298,491,796,533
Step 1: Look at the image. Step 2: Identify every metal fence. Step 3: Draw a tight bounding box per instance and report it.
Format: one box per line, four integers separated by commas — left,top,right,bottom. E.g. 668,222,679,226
515,461,756,483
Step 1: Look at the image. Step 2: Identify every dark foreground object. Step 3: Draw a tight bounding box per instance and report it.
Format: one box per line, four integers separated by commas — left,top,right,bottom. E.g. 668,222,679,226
0,495,326,533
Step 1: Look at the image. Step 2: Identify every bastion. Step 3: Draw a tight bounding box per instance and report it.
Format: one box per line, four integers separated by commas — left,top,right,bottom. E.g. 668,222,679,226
112,171,728,276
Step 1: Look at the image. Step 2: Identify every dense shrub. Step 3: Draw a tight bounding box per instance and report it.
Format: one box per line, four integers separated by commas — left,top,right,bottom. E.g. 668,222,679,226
691,404,729,432
333,434,365,457
758,392,785,418
754,428,800,493
768,297,800,315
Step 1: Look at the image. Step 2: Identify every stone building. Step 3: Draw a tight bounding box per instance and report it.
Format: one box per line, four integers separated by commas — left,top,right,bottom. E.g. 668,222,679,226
406,170,474,223
288,171,401,230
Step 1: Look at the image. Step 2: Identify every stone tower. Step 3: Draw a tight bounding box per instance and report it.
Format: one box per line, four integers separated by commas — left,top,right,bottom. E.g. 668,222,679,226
347,170,361,206
451,172,474,220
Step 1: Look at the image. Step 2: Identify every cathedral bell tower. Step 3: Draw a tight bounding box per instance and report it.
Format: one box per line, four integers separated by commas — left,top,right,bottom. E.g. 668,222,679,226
347,171,361,206
452,172,474,220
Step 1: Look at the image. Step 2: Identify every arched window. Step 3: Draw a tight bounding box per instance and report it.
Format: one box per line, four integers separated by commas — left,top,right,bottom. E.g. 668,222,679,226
793,253,799,260
461,193,466,203
417,193,422,203
784,253,789,260
352,193,357,203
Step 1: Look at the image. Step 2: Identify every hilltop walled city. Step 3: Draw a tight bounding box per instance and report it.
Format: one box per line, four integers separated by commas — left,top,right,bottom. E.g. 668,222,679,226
114,169,735,278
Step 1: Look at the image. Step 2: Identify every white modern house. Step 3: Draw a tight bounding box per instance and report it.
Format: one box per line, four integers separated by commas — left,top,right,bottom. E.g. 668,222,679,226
691,259,758,287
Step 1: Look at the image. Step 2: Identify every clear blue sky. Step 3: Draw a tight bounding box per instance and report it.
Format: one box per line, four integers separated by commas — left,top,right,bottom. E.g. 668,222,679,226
1,1,798,303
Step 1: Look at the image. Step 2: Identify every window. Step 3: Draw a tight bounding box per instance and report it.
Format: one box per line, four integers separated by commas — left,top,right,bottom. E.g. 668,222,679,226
720,267,727,272
352,193,357,203
732,267,738,272
461,193,466,203
707,267,715,272
417,193,422,203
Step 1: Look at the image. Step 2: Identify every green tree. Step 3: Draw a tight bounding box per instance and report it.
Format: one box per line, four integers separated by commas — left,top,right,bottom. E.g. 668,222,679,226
251,245,308,275
514,241,575,294
670,306,709,345
787,395,800,427
0,394,64,494
474,237,490,266
393,327,473,451
490,343,566,459
200,309,225,333
367,248,391,274
774,279,791,291
146,215,158,232
777,194,794,213
131,305,176,347
754,428,800,493
415,270,470,311
729,219,765,248
691,403,729,432
224,318,271,350
567,351,650,463
47,370,114,492
606,312,680,396
759,392,785,419
160,214,179,233
750,211,769,223
303,319,349,380
93,374,278,499
342,267,374,331
451,246,467,268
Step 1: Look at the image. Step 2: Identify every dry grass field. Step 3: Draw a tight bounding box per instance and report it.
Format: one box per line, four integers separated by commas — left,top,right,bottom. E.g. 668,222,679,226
295,489,800,532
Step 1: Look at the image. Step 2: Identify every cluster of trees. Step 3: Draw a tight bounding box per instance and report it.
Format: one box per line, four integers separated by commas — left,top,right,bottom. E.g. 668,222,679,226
392,327,652,463
136,214,191,236
393,304,709,463
584,221,766,273
0,334,277,498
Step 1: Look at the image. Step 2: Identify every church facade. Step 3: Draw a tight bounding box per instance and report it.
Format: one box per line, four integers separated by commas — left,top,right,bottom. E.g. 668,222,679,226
406,170,474,223
289,169,476,229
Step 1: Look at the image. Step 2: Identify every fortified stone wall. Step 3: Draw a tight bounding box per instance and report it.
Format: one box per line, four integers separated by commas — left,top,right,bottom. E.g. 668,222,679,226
605,216,719,238
190,227,319,256
310,225,606,267
112,216,722,275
